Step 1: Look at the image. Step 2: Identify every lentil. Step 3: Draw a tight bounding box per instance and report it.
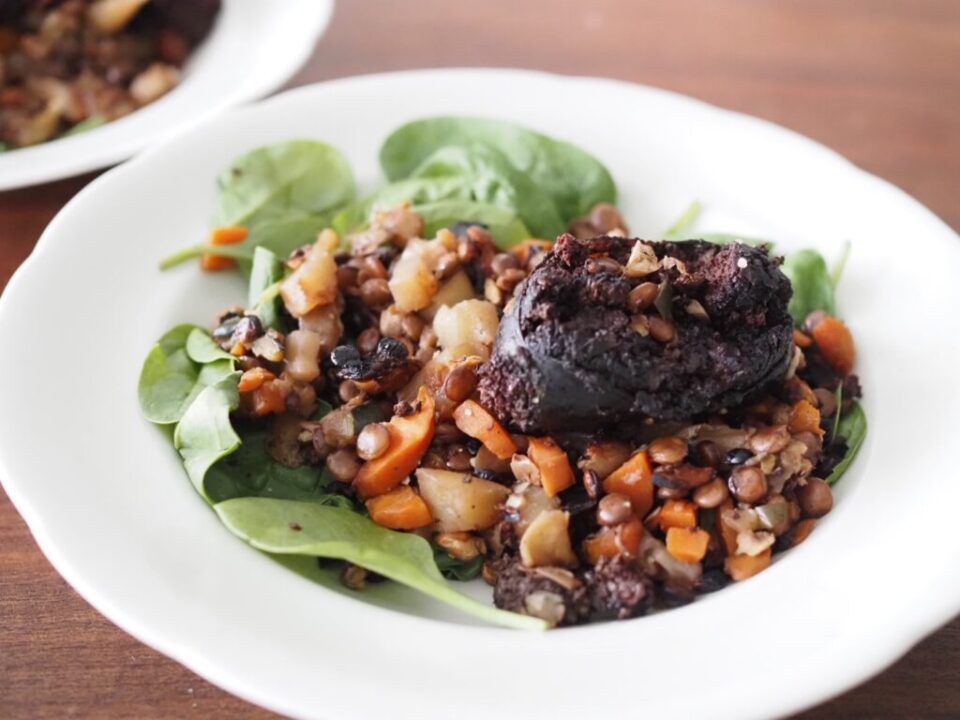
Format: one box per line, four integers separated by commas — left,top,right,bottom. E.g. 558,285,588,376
491,252,520,276
627,282,659,312
443,364,478,404
796,478,833,518
648,315,675,343
356,327,381,355
326,448,361,482
359,277,393,308
445,445,474,472
693,478,729,508
694,440,723,468
813,387,838,418
729,465,768,503
748,425,791,455
648,436,688,465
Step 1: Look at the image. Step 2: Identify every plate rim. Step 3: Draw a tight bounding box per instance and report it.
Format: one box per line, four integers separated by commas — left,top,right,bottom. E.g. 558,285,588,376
2,67,959,720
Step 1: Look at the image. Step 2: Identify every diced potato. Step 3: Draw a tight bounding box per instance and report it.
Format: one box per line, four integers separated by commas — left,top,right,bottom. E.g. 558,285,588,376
280,234,338,317
389,238,446,312
433,299,499,353
519,509,577,568
511,484,560,537
285,330,322,382
87,0,148,34
416,468,510,533
421,270,475,321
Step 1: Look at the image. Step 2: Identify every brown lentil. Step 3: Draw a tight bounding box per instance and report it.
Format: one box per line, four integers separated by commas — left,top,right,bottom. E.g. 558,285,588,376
586,256,622,274
456,240,477,263
435,251,460,280
445,445,474,472
657,485,688,500
648,315,675,343
356,327,381,355
589,203,626,234
648,436,688,464
729,465,768,504
340,564,368,591
401,313,424,341
582,469,600,499
813,388,837,418
356,422,390,461
336,265,359,290
496,268,526,292
320,408,356,447
693,478,729,509
326,448,361,482
443,364,478,404
748,425,791,455
433,421,463,445
597,493,633,526
694,440,723,468
491,252,520,276
361,254,389,279
359,278,393,308
796,478,833,518
627,282,660,313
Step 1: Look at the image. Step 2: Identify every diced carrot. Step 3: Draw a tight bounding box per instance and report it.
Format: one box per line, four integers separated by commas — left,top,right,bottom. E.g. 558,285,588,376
238,367,275,393
366,485,434,530
354,387,436,499
249,379,287,416
665,527,711,564
793,328,813,348
452,399,517,460
659,499,698,530
789,519,817,547
602,450,654,518
527,437,575,497
583,517,643,564
717,501,739,556
724,548,772,581
789,399,823,435
200,226,249,272
811,315,856,375
511,239,553,266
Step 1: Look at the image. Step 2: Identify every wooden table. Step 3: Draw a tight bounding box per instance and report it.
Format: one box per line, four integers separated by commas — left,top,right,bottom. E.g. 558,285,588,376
2,1,958,717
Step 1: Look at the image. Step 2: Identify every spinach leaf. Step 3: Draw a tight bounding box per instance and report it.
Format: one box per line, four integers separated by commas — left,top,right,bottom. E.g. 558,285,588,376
214,497,547,630
380,117,616,220
416,200,531,248
160,214,332,271
204,428,335,503
826,402,867,485
434,548,485,581
410,144,565,238
332,177,473,235
831,240,851,288
138,325,234,424
697,232,770,247
63,115,107,137
214,140,356,230
185,327,233,364
248,246,284,330
173,372,242,501
781,249,835,326
663,201,702,239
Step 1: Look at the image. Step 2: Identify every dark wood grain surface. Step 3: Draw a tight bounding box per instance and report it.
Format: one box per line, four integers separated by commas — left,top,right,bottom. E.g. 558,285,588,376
2,1,958,717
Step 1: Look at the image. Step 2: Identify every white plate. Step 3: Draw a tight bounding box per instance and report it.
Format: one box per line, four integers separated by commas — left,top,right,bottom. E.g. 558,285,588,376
2,69,959,720
0,0,333,191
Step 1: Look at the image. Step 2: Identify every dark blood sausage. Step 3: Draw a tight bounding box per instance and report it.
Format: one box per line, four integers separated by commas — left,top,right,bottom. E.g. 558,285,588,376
478,234,794,433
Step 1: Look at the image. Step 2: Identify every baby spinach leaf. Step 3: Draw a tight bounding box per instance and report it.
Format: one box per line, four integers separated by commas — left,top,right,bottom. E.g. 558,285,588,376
139,325,234,424
434,548,485,581
380,117,616,220
186,328,233,364
831,240,852,288
204,428,335,503
826,402,867,485
410,144,565,238
173,372,242,501
781,249,836,326
663,201,702,239
160,214,332,271
415,200,531,248
697,232,770,247
332,177,473,235
248,246,284,330
63,114,107,137
214,140,356,230
214,497,547,630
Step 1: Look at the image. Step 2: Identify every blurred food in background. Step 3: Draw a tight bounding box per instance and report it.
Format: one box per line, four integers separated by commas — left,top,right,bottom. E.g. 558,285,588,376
0,0,220,150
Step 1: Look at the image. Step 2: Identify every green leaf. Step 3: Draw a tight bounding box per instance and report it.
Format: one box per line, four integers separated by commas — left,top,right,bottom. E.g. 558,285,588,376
185,328,234,364
434,548,485,581
781,249,836,326
63,114,107,137
697,232,770,247
160,214,332,271
214,497,547,630
214,140,356,230
415,200,531,249
332,177,473,235
826,402,867,485
663,201,702,239
409,144,565,238
831,240,852,288
248,246,284,330
173,372,243,501
138,325,234,424
380,117,616,220
204,429,335,503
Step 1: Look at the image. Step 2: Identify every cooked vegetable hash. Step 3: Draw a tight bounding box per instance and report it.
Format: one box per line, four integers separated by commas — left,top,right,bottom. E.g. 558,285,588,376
141,118,866,629
0,0,219,149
